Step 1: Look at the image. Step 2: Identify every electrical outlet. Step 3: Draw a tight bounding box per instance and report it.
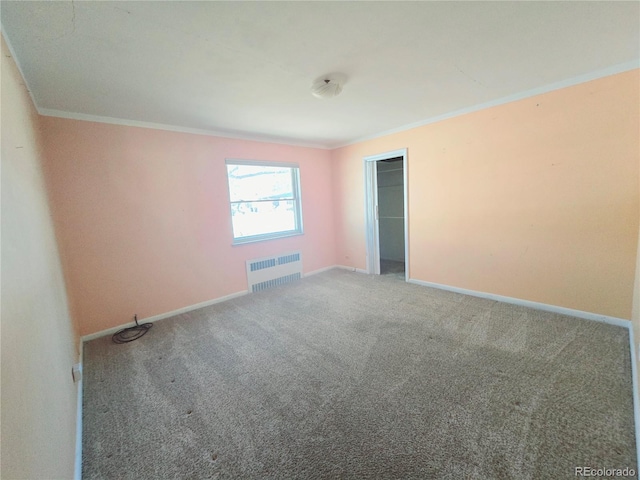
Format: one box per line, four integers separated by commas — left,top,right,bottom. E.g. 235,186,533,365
72,364,82,383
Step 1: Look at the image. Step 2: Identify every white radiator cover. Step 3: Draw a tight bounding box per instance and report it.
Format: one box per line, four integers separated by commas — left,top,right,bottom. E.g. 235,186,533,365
246,252,303,292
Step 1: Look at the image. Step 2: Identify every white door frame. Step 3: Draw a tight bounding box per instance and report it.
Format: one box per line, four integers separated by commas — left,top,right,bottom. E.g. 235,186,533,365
363,148,408,280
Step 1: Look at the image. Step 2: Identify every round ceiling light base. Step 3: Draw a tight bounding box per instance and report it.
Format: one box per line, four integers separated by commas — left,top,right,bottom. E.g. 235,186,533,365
311,73,347,99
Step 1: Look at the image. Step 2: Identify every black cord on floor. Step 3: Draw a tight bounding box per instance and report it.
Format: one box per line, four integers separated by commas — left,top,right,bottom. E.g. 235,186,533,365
112,314,152,344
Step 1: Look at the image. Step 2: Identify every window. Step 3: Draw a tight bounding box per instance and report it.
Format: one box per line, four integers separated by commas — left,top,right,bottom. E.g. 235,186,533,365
225,160,303,244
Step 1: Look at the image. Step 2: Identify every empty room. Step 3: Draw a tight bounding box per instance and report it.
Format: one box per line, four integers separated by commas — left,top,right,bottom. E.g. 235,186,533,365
2,1,639,479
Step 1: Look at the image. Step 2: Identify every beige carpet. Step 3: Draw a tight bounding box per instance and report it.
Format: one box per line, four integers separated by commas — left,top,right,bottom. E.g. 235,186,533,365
82,269,636,479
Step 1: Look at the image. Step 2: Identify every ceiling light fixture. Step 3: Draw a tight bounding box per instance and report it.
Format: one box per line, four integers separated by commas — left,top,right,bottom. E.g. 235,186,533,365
311,73,346,99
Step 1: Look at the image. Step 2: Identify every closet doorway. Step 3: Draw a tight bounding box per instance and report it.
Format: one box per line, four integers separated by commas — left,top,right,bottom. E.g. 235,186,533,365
363,148,408,280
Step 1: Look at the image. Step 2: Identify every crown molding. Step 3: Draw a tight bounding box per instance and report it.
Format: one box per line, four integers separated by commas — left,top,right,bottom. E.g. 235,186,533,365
330,60,640,150
6,16,637,154
37,108,331,150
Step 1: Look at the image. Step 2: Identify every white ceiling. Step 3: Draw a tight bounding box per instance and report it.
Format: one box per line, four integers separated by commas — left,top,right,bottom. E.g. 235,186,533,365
2,1,639,149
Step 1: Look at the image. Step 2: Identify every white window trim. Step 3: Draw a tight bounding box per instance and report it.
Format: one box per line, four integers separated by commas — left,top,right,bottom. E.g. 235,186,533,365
225,159,304,245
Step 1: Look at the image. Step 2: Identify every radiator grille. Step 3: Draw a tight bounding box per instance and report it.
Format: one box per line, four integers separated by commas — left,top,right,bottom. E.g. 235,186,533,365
246,251,303,293
252,273,301,292
277,253,300,265
250,258,277,272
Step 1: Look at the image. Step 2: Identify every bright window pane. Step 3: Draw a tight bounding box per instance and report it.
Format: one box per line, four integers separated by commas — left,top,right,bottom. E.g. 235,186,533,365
226,161,303,244
231,200,296,238
227,165,294,202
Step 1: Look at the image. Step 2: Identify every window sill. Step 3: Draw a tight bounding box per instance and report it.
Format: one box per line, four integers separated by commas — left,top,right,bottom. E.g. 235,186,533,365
232,231,304,246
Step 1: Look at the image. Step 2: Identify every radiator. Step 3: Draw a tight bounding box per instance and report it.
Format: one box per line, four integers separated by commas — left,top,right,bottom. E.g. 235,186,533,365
246,252,303,293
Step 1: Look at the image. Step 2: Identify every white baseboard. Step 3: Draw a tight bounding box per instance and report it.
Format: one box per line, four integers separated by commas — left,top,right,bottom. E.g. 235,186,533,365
629,323,640,470
307,265,369,276
407,277,630,327
304,265,338,277
408,276,638,466
84,268,370,343
336,265,368,274
74,346,83,480
75,269,640,471
81,290,249,343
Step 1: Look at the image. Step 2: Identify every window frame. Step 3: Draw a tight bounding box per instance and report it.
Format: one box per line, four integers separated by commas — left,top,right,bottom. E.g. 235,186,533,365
225,159,304,245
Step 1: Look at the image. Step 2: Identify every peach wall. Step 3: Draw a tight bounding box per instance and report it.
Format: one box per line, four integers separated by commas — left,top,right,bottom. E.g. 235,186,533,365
1,36,78,479
41,119,336,336
332,70,639,319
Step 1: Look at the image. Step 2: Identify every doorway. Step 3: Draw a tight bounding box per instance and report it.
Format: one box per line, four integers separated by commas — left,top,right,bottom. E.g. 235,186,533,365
363,148,408,280
377,157,405,277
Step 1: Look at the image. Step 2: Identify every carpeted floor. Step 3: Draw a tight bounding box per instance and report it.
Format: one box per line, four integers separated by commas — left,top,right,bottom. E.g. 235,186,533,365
380,259,405,279
82,269,636,479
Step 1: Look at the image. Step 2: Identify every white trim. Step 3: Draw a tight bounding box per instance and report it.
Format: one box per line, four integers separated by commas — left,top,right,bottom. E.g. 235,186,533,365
333,61,640,149
402,153,409,282
5,19,637,154
232,231,304,246
225,158,300,168
25,65,640,153
363,157,380,275
80,290,248,343
407,277,629,327
72,266,640,471
306,265,368,275
74,346,83,480
408,276,640,465
37,108,329,150
363,150,407,164
363,149,408,280
304,265,338,277
336,265,368,274
81,267,365,342
629,322,640,470
225,160,303,245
